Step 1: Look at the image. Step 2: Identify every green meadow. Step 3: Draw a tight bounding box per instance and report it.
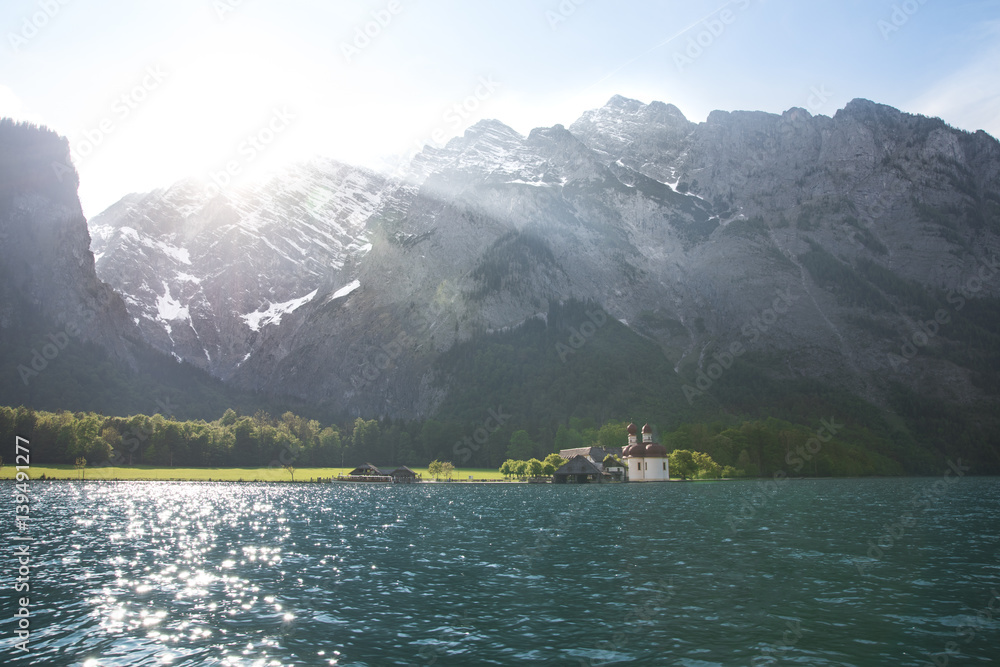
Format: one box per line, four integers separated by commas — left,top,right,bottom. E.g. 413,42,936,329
0,465,509,482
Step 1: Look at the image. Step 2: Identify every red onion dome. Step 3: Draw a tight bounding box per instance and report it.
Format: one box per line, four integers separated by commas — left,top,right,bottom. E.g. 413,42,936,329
644,442,667,457
642,423,653,434
627,422,638,436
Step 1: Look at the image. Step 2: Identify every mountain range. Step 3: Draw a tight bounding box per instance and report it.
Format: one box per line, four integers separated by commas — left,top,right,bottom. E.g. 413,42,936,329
2,96,999,472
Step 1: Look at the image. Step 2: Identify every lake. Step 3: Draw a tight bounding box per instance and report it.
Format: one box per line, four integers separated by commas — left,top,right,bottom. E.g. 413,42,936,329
2,477,999,665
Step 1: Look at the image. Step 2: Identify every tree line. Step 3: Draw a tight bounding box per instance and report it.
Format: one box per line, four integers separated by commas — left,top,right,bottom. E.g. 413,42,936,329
1,405,913,477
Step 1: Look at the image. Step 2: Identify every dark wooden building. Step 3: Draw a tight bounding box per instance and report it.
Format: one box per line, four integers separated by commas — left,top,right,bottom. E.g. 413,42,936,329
343,463,392,481
390,466,419,483
553,455,605,484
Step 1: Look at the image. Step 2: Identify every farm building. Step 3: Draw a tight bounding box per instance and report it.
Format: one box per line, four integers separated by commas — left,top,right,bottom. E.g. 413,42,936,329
553,455,606,484
389,466,420,483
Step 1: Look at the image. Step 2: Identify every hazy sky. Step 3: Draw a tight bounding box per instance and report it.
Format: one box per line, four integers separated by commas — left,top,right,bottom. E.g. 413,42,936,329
2,0,999,216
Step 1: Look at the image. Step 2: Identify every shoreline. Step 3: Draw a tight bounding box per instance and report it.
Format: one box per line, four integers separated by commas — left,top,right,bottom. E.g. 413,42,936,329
0,467,970,483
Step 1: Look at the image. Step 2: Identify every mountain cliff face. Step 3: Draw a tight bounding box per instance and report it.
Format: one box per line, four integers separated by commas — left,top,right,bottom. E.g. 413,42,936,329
0,119,139,369
89,159,387,378
0,119,257,418
87,98,1000,434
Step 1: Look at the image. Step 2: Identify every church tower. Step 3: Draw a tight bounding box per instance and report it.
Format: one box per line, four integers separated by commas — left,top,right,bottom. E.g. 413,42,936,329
622,423,669,481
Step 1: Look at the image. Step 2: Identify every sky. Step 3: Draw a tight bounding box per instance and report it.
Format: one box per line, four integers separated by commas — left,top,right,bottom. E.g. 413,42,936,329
2,0,999,217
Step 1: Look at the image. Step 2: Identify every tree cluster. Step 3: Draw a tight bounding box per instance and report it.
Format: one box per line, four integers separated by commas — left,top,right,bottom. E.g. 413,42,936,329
427,460,454,480
0,404,955,478
500,453,566,479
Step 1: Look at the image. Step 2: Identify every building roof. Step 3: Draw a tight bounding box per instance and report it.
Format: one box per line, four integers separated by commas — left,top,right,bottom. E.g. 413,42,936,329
348,463,386,476
390,466,418,477
553,455,604,477
623,442,667,458
559,446,618,461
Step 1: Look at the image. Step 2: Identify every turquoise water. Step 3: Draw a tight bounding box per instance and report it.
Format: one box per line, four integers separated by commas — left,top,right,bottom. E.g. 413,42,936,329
2,478,999,665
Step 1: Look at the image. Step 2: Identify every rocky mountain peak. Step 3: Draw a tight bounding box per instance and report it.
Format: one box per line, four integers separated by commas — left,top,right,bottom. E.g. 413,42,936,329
0,119,137,367
80,98,1000,451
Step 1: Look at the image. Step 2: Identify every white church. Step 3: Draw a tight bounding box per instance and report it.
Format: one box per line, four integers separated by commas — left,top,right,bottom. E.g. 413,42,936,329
623,422,670,482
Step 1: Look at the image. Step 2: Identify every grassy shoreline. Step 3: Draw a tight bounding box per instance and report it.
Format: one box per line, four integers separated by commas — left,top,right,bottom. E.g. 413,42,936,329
0,465,508,482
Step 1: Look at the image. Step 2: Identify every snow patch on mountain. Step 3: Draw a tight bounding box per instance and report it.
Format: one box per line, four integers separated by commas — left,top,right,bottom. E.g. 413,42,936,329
143,237,191,265
156,282,190,322
330,280,361,301
505,179,553,187
242,288,319,332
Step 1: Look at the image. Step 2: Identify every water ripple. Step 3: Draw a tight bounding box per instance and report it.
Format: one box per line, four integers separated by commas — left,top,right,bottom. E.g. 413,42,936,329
1,478,998,665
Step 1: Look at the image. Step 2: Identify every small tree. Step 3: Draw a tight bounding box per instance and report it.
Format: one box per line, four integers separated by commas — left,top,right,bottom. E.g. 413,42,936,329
526,458,543,478
668,449,696,480
428,460,455,480
75,457,87,480
541,462,556,476
692,452,721,479
512,459,528,479
284,464,295,482
543,453,566,471
499,459,516,479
